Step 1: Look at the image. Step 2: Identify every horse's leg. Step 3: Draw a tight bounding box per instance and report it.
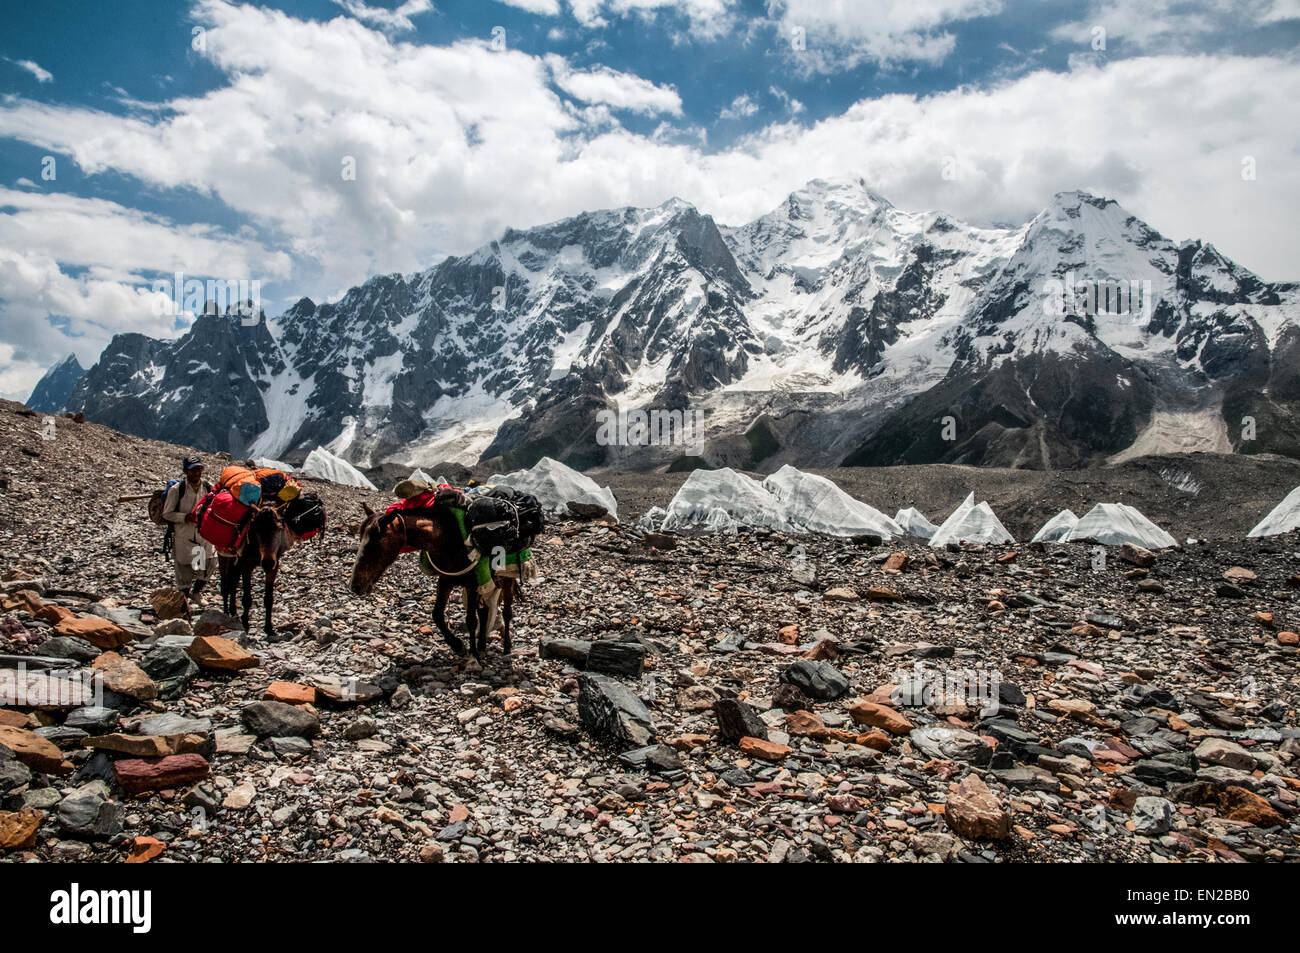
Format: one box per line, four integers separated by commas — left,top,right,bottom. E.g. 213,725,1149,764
240,559,253,633
218,556,232,615
500,577,514,656
262,557,278,636
475,594,489,659
431,576,465,656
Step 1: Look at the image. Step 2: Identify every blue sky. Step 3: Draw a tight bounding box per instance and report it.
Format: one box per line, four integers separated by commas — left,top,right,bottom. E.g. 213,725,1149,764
2,0,1298,399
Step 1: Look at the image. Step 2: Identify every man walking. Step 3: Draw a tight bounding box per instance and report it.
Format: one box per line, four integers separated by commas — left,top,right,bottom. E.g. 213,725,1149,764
163,456,215,605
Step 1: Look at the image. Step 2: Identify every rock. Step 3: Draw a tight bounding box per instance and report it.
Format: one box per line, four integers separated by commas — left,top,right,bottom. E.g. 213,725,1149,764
617,744,682,772
1132,796,1173,835
268,735,312,758
866,586,904,601
587,640,647,677
677,685,720,711
1216,786,1284,827
389,684,412,708
125,836,166,863
0,749,32,794
192,609,245,639
539,638,591,665
187,636,259,671
1222,566,1256,584
823,587,859,601
64,706,120,735
1279,631,1299,646
91,651,158,701
263,681,316,705
713,698,769,742
850,700,914,736
152,618,193,637
222,781,256,810
1194,737,1256,771
909,725,993,765
739,737,791,761
52,615,131,650
139,644,200,699
40,637,100,663
113,754,210,795
1120,543,1155,568
213,730,255,755
342,716,378,741
577,673,654,748
771,683,812,712
784,709,826,737
0,724,72,774
882,552,910,573
0,808,42,850
779,660,850,701
241,701,320,738
57,781,125,839
642,532,677,550
777,625,799,644
149,588,190,620
307,674,382,704
566,501,609,520
945,774,1010,841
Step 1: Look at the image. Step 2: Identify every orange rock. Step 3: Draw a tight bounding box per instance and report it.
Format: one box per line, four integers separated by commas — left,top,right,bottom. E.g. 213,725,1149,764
503,696,525,713
882,553,909,574
0,710,29,728
785,710,826,737
777,625,799,645
263,681,316,705
855,730,893,752
849,700,914,736
667,734,710,751
187,636,259,671
52,614,131,650
1278,631,1298,646
1254,612,1274,628
125,836,166,863
449,804,470,823
91,652,158,701
997,552,1017,564
35,604,73,624
804,638,838,661
866,586,904,601
0,809,42,850
945,774,1010,840
739,736,791,761
1217,786,1284,827
0,725,72,774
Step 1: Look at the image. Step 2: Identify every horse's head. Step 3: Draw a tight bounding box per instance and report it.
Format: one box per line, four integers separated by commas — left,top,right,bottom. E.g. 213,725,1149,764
350,504,408,596
250,504,287,570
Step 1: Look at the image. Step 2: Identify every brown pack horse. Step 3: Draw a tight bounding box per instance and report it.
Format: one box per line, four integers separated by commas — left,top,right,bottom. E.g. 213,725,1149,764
348,504,517,659
218,504,298,636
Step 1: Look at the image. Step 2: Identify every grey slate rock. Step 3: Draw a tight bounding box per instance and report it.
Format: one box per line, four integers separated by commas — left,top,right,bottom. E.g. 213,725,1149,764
577,673,653,747
713,698,769,743
64,706,120,735
587,640,646,677
241,701,320,739
778,660,849,701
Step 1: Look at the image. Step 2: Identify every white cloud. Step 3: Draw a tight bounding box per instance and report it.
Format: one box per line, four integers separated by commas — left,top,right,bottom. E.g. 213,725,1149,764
569,0,737,38
719,93,758,119
1052,0,1298,52
10,59,53,83
771,0,1002,70
769,85,804,114
496,0,563,14
331,0,434,33
547,55,683,114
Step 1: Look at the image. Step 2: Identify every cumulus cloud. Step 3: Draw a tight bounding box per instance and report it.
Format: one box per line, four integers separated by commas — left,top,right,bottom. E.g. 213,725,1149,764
496,0,563,13
1052,0,1300,52
569,0,737,38
770,0,1002,71
719,93,759,119
547,55,683,114
331,0,433,33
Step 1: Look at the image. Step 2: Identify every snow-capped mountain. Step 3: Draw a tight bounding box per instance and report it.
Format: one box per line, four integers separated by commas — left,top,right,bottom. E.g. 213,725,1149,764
26,354,84,414
63,179,1300,471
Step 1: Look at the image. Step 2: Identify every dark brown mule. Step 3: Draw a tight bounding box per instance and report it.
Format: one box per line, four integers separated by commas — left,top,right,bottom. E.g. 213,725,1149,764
348,504,518,659
219,503,298,635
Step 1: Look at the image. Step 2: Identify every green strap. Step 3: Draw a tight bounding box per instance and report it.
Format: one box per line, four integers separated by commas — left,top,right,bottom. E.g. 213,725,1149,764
447,507,491,587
